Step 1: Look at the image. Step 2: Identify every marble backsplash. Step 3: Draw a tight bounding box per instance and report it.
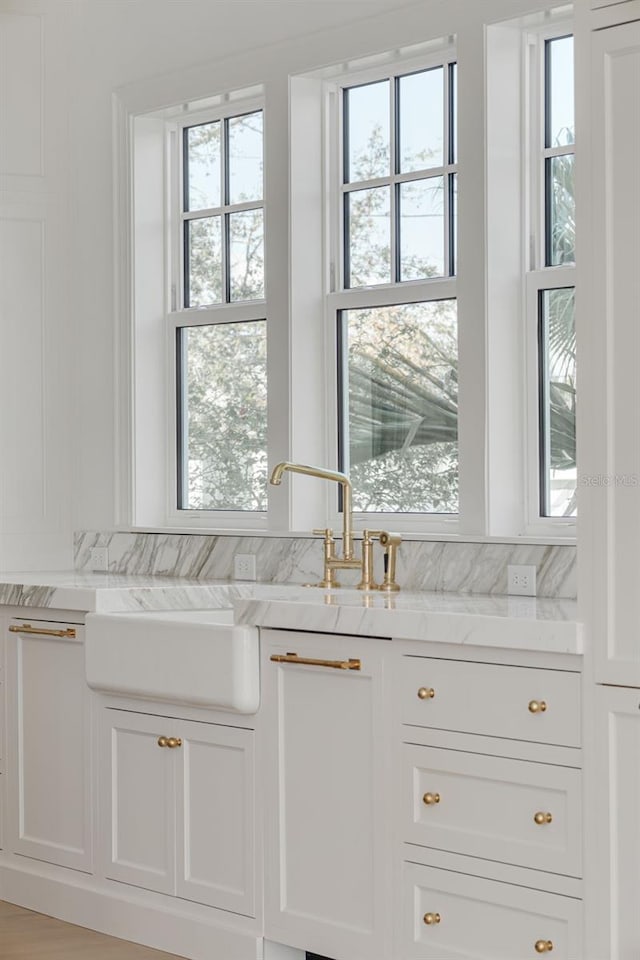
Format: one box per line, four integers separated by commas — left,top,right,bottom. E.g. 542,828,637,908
74,531,577,599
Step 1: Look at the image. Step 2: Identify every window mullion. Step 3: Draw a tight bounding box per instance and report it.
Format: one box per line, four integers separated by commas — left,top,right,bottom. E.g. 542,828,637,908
175,328,187,510
344,168,450,193
328,277,458,312
391,74,399,282
222,117,230,303
544,144,575,160
537,290,551,517
443,61,451,276
183,206,223,220
182,199,262,221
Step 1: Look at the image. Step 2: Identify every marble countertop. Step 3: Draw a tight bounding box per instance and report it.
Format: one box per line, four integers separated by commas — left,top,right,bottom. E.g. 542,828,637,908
233,586,581,654
0,571,256,613
0,571,582,654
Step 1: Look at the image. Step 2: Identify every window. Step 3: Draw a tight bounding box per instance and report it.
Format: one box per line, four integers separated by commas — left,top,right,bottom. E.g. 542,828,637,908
122,7,576,541
528,31,576,521
333,54,458,518
174,106,268,515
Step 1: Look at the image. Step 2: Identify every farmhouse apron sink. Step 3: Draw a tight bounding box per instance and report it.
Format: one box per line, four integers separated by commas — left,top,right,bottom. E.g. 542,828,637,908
85,608,259,713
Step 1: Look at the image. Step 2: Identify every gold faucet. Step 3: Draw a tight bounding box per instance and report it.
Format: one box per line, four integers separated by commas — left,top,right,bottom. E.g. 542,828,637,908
270,461,355,559
269,462,401,590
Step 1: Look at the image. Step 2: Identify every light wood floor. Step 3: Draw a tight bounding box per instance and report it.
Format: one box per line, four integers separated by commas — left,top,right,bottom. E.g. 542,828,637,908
0,900,188,959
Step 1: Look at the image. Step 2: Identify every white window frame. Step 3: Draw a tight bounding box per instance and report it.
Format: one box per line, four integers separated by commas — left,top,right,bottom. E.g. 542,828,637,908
523,23,576,537
116,3,577,544
166,97,268,529
323,44,461,535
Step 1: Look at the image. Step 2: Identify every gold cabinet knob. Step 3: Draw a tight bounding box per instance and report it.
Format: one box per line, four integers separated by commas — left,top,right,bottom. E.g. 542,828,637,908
528,700,547,714
423,792,441,805
157,736,169,747
166,737,182,748
534,941,553,953
533,811,553,825
423,913,441,926
418,687,435,700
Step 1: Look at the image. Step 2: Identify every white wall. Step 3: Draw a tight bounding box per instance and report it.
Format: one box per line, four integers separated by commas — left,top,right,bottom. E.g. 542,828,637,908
0,0,75,569
0,0,562,562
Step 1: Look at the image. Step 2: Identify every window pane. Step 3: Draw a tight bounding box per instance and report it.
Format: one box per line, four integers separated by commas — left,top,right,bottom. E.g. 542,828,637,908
345,80,390,183
185,121,221,211
228,111,263,205
547,36,574,148
229,208,265,301
547,154,575,265
346,186,391,287
399,176,445,280
185,217,222,307
540,288,576,518
179,321,267,511
399,68,443,172
341,300,458,513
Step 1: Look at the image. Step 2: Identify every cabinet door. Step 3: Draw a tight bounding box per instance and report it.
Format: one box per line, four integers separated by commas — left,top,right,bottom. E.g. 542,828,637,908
403,743,582,877
595,685,640,960
588,21,640,686
6,620,91,872
263,629,391,960
399,656,580,746
402,862,582,959
99,709,174,894
175,719,255,916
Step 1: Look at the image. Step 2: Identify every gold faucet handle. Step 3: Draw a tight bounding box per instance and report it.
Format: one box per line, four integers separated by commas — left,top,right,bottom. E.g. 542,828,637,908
313,528,334,541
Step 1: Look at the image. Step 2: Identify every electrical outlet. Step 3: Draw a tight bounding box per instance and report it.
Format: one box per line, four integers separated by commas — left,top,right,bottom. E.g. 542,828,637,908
90,546,109,572
234,554,257,581
507,564,536,597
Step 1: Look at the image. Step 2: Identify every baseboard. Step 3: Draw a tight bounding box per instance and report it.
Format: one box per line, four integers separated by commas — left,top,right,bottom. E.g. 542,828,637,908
0,856,261,960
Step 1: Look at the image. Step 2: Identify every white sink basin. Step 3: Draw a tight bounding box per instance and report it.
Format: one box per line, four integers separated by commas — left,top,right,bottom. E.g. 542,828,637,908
85,608,259,713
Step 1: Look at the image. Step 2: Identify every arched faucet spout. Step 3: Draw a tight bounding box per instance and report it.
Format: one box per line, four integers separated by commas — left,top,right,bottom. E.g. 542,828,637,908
269,462,354,560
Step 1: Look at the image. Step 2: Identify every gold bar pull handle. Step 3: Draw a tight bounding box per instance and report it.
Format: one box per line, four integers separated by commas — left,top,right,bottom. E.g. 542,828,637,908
270,652,361,671
9,623,77,639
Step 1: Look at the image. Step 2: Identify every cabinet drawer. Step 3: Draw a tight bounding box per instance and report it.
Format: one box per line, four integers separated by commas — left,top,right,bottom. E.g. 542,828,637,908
402,861,582,959
403,744,581,876
399,657,580,747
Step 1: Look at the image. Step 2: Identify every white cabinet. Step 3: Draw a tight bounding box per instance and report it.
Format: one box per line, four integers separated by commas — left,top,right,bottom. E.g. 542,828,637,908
0,613,5,850
399,655,581,746
6,618,91,872
403,743,582,876
583,17,640,686
402,861,582,960
99,707,255,917
396,651,583,959
580,8,640,960
262,629,391,960
594,686,640,960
